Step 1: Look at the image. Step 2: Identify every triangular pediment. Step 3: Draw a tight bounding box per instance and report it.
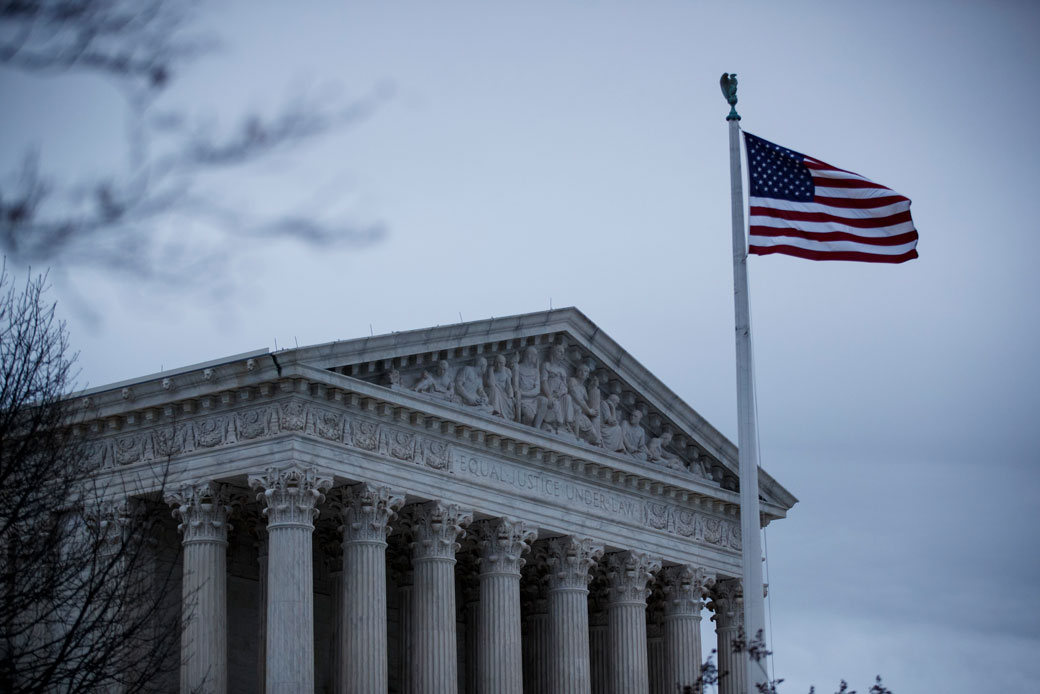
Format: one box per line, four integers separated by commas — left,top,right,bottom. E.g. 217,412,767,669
282,308,795,515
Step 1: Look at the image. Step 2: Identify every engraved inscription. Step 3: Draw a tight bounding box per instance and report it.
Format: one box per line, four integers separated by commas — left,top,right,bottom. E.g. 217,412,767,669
451,450,739,550
453,451,638,523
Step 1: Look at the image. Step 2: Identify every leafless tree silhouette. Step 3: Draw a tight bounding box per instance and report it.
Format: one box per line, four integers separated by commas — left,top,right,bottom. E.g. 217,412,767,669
0,265,182,691
0,0,387,286
680,632,893,694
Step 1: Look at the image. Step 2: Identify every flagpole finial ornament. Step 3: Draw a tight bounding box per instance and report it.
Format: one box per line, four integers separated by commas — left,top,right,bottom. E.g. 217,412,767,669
720,72,740,121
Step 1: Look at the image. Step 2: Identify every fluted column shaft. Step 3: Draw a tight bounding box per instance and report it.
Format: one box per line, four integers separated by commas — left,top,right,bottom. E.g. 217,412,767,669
523,602,550,694
711,579,745,694
166,482,232,694
605,551,660,694
647,616,664,694
661,565,712,692
249,466,332,694
463,590,477,694
89,500,134,694
589,617,608,694
398,579,414,694
475,518,535,694
337,484,404,694
663,617,699,691
329,564,343,692
252,526,268,694
544,536,603,694
409,502,473,694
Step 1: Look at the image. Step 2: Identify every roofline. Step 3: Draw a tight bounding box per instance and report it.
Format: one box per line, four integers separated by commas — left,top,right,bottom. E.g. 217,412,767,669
74,348,270,398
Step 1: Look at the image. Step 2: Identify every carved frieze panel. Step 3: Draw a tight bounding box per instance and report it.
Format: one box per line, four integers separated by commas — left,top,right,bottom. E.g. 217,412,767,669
82,397,740,552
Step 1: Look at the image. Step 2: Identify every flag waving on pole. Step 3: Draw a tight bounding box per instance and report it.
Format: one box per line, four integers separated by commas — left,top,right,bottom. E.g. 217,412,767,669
744,132,919,263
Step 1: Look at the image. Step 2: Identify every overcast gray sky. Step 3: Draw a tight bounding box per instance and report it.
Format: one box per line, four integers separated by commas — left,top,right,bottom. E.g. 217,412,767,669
3,1,1038,691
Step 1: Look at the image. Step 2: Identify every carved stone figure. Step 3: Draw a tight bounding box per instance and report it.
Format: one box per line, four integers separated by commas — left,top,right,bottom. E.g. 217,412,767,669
647,430,683,470
386,368,403,390
599,393,624,452
412,360,454,400
507,352,521,422
621,409,648,460
568,364,600,446
515,347,546,427
539,344,573,435
454,357,491,411
486,354,515,420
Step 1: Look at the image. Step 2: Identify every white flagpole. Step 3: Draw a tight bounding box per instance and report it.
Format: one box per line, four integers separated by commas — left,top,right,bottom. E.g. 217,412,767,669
721,73,769,694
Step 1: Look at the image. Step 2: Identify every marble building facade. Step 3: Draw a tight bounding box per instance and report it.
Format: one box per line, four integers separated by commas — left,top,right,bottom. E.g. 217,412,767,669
76,308,796,694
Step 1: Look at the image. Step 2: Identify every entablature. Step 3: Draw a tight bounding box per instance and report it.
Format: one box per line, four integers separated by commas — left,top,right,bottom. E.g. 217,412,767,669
73,361,790,527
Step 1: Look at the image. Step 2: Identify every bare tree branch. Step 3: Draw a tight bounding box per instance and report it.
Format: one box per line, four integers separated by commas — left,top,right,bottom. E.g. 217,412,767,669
0,0,388,287
0,264,182,691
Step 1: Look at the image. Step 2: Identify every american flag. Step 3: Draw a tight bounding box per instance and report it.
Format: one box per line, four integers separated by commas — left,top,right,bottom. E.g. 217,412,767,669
744,132,919,263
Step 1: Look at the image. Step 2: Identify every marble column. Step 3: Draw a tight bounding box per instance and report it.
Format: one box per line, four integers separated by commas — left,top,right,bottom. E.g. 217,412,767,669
337,483,404,694
166,481,232,694
544,536,603,694
521,558,550,694
660,565,713,693
604,551,660,694
315,527,343,694
460,567,479,694
587,574,609,694
249,466,332,694
474,518,536,694
710,578,745,694
454,549,480,694
88,499,134,694
249,522,269,694
408,501,473,694
589,609,608,694
390,549,415,694
646,607,664,694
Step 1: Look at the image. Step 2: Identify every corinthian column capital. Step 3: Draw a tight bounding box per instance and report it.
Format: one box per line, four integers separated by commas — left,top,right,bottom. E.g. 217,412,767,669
661,565,715,617
475,517,537,575
248,465,332,529
165,480,232,544
408,501,473,560
333,483,405,544
605,550,661,604
84,498,135,554
709,577,743,625
544,536,603,591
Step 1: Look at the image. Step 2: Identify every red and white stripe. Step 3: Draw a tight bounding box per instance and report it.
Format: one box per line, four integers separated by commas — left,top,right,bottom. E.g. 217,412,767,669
748,156,919,263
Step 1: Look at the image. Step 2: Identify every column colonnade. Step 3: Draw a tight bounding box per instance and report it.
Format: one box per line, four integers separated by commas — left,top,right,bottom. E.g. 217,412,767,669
163,466,737,694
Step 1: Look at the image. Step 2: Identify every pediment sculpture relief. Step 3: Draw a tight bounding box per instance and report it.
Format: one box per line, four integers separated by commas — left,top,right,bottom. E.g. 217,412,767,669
374,344,707,478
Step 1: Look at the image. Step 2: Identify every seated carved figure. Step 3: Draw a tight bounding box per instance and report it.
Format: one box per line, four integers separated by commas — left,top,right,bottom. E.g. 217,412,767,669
621,409,649,460
485,354,515,420
454,357,491,412
647,430,684,470
599,393,624,452
412,360,454,400
539,344,574,435
568,364,600,445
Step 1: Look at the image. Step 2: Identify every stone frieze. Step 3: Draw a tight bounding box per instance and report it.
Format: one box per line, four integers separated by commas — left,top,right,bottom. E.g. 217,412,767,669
82,398,739,551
